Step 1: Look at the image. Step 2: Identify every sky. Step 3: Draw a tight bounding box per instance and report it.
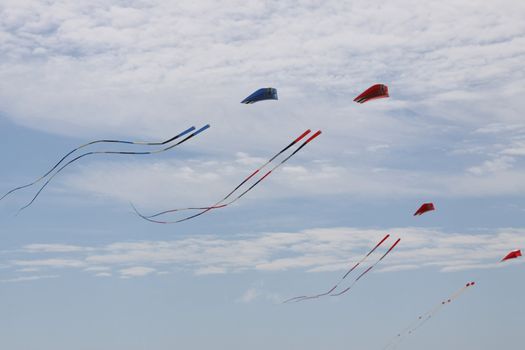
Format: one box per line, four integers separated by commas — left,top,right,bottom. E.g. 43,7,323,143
0,0,524,349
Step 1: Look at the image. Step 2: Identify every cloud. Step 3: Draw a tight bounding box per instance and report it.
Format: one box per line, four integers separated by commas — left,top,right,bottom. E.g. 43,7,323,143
0,0,523,155
467,156,515,175
84,266,110,272
1,1,524,215
195,266,227,275
0,275,59,283
237,283,282,304
95,272,112,277
16,267,41,272
238,288,259,303
119,266,156,277
2,227,523,282
11,258,86,268
23,243,89,253
60,155,525,210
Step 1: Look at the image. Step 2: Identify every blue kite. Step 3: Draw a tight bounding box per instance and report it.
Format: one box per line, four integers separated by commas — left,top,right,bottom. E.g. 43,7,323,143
241,88,278,104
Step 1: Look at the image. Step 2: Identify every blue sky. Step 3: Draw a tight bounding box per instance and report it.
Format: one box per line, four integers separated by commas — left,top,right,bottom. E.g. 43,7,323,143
1,1,524,349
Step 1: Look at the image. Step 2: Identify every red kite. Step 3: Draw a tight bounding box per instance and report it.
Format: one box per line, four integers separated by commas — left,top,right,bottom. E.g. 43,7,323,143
501,249,522,262
353,84,389,103
413,202,435,216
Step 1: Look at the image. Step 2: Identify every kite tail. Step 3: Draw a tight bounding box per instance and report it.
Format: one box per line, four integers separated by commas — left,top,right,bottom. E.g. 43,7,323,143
17,125,209,213
285,234,391,303
330,238,401,297
1,126,196,203
173,130,321,223
141,129,313,220
135,130,322,224
387,281,476,348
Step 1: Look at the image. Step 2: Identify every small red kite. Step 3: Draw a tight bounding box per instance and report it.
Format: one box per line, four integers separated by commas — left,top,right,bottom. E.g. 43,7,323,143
413,202,435,216
353,84,389,103
501,249,522,262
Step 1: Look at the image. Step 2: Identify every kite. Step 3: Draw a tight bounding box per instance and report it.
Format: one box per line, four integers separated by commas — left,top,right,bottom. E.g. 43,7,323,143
2,125,210,212
383,281,475,349
353,84,389,104
133,129,321,224
413,202,435,216
241,88,278,104
501,249,522,262
283,234,392,303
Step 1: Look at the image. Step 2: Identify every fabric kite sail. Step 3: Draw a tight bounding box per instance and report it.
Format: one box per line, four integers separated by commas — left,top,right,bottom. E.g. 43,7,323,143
241,88,278,104
413,202,435,216
501,249,522,262
353,84,389,103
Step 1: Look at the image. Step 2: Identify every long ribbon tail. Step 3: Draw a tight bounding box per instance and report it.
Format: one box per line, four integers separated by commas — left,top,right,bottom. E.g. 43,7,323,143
221,130,323,206
1,126,196,202
290,285,339,302
217,129,312,202
142,129,313,219
330,238,401,297
286,234,391,303
282,295,309,304
17,125,209,212
137,130,322,224
342,234,390,279
174,129,322,223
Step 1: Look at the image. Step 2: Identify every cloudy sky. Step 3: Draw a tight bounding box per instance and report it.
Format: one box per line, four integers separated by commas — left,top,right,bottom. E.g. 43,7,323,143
1,1,524,349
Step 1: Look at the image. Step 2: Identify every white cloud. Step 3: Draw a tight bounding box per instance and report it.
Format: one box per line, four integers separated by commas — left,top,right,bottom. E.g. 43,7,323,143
60,155,525,211
16,267,40,272
2,227,523,281
11,258,86,268
0,274,59,283
195,266,227,275
1,1,524,214
467,156,515,175
237,283,282,304
474,123,525,135
502,141,525,157
95,272,112,277
23,243,89,253
0,0,523,154
119,266,156,277
238,288,259,303
84,266,110,272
